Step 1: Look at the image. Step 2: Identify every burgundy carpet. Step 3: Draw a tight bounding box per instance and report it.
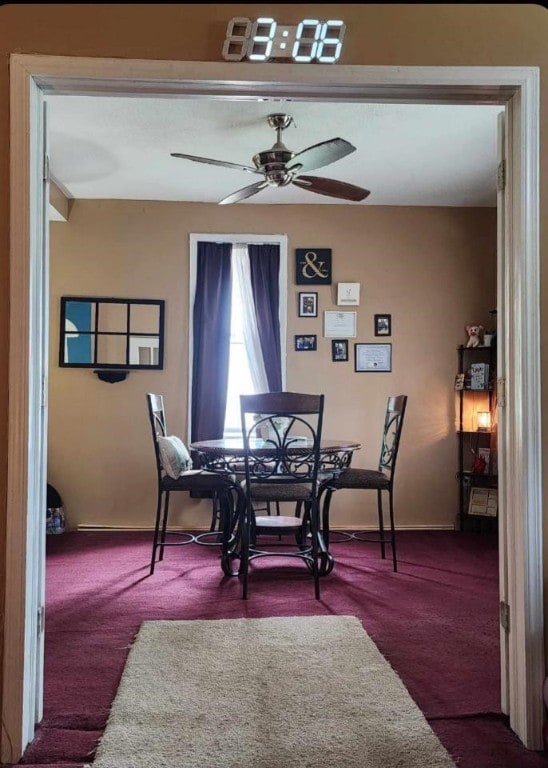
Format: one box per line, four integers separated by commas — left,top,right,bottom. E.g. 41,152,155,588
6,530,548,767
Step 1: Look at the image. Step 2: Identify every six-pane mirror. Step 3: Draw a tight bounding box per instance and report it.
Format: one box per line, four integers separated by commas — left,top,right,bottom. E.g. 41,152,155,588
59,297,165,370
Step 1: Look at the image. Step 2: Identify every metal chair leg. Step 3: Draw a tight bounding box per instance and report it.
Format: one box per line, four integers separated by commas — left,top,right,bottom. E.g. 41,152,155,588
388,489,398,572
309,498,321,599
158,491,170,561
240,501,252,599
319,486,334,550
209,492,220,531
377,488,386,560
150,488,163,575
195,492,225,546
317,483,352,545
221,490,241,577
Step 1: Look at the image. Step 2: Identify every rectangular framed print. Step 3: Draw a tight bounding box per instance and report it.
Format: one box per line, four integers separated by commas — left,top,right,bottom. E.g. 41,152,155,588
355,343,392,372
323,311,357,338
374,313,392,336
298,291,318,317
295,248,332,285
295,334,317,351
331,339,349,362
337,282,360,306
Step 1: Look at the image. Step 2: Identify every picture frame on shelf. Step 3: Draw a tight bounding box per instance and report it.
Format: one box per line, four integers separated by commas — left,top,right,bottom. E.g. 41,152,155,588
468,487,498,517
331,339,349,362
294,334,317,351
374,313,392,336
298,291,318,318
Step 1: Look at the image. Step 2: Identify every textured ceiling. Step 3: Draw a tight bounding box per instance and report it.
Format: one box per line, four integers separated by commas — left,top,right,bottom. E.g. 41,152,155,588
46,96,504,207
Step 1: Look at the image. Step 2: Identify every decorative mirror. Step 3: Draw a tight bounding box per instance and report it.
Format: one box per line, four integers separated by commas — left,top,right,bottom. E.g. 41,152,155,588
59,297,165,372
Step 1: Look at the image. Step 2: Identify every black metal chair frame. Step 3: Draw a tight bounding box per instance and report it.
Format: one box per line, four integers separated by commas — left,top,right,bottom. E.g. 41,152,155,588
146,393,236,573
318,395,408,572
236,391,327,599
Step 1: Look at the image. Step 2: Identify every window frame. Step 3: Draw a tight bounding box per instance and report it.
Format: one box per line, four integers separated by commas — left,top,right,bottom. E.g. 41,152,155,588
188,233,288,440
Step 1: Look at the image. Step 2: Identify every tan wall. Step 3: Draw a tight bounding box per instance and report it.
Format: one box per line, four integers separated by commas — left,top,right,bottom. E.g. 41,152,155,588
1,3,547,751
48,200,496,531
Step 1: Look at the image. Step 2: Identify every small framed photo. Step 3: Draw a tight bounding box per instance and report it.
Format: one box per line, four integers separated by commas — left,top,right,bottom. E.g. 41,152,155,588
331,339,349,362
295,334,317,351
355,343,392,372
374,314,392,336
298,291,318,318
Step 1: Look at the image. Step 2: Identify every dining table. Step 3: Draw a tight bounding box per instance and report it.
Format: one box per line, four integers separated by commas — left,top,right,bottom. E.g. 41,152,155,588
190,436,361,472
189,436,362,576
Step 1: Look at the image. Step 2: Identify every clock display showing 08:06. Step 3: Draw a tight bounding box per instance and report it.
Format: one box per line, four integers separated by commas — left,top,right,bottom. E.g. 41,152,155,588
222,18,346,63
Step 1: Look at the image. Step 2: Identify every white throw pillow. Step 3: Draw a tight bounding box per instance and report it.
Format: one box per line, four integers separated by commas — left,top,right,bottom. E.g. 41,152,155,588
157,435,193,479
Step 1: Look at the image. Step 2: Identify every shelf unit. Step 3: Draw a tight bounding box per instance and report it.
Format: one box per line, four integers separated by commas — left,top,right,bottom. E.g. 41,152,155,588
456,344,497,531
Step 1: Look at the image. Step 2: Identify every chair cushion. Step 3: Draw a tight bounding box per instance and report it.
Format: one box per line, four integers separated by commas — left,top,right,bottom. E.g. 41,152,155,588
246,481,314,502
161,469,234,492
330,467,390,490
157,435,192,478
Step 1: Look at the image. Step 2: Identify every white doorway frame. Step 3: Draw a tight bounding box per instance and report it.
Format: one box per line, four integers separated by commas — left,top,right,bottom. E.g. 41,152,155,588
5,56,541,760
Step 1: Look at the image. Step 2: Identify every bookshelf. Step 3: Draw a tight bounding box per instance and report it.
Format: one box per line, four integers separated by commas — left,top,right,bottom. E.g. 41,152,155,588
455,344,498,531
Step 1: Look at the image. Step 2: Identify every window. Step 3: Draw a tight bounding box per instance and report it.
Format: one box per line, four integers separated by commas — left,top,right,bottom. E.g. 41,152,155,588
224,271,256,435
189,234,287,441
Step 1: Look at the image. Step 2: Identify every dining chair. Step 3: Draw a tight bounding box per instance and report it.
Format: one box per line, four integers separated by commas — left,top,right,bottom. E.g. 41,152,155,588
237,391,327,599
146,393,236,574
318,395,408,572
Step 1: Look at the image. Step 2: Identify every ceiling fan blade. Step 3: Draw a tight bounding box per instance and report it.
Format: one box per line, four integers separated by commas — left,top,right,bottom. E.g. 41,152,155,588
218,179,269,205
171,153,259,175
287,138,356,175
292,175,370,202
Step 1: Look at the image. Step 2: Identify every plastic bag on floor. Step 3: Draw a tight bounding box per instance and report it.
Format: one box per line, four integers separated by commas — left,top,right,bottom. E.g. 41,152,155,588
46,483,66,534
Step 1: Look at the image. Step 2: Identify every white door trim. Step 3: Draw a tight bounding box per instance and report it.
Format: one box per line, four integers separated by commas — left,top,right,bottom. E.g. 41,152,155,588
501,70,543,745
496,109,510,714
5,60,50,761
5,55,542,760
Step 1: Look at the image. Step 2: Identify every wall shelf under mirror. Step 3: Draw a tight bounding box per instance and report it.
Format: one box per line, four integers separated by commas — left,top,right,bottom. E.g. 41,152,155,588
59,296,165,371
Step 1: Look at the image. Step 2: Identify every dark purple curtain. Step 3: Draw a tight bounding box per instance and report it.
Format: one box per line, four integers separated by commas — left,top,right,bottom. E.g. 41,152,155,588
248,243,282,392
191,241,232,442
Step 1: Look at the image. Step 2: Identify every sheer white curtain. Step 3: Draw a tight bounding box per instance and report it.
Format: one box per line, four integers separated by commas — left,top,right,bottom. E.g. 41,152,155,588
232,244,269,393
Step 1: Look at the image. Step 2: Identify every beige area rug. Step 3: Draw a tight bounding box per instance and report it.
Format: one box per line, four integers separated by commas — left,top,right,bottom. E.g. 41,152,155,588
89,616,456,768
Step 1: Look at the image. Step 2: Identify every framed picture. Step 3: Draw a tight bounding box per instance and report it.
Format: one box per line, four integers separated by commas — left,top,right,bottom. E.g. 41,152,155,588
337,282,361,306
374,313,392,336
298,291,318,318
323,310,357,338
468,487,498,517
294,334,317,351
331,339,349,362
355,343,392,372
295,248,332,285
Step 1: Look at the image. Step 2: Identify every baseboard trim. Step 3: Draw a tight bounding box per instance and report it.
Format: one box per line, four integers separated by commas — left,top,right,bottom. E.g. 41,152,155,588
75,523,456,533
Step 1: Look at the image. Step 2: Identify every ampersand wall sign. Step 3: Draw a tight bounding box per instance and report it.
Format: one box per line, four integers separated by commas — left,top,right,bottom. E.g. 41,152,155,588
295,248,332,285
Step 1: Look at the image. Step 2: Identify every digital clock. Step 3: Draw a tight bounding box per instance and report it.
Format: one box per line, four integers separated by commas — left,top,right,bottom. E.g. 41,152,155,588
222,17,346,63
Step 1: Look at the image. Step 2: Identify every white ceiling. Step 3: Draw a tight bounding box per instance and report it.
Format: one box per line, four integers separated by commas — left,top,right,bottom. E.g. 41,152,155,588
46,95,504,207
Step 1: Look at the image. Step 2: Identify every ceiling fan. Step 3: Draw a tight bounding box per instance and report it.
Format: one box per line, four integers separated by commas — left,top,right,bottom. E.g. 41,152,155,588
171,113,371,205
